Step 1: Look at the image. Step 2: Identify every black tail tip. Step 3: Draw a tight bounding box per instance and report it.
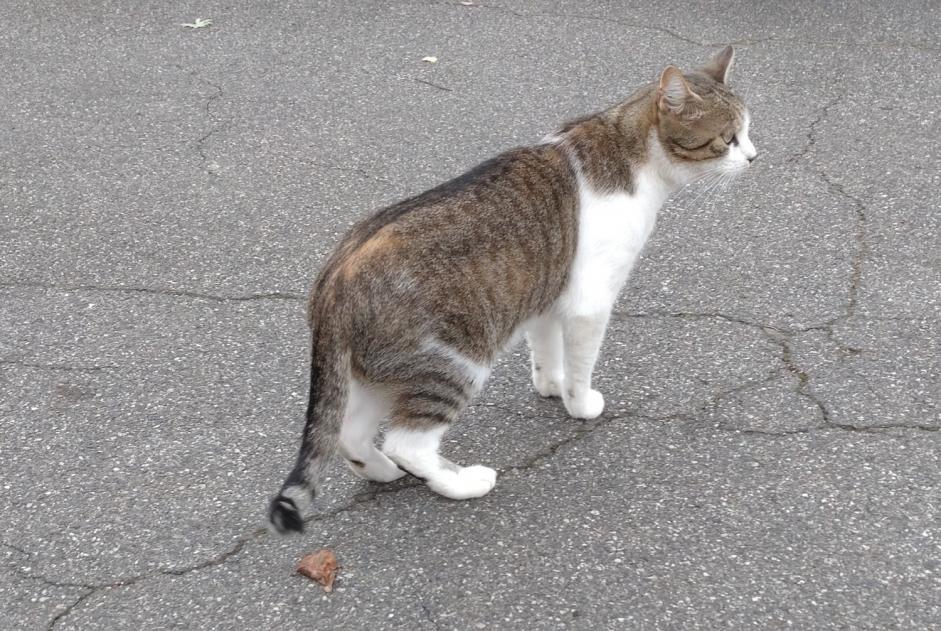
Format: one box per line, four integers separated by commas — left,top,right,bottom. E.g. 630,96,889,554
269,496,304,534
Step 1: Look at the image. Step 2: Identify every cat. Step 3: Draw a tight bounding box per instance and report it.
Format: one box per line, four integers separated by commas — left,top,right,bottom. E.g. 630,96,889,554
269,46,757,533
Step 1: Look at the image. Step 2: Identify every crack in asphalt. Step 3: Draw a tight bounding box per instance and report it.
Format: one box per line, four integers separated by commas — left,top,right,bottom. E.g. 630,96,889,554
786,90,868,335
609,313,826,424
1,540,32,562
610,311,938,435
733,420,940,437
444,1,941,52
194,78,230,175
444,1,938,52
612,309,790,333
789,94,842,164
21,480,426,628
15,406,654,627
304,480,425,527
415,78,454,93
0,359,118,373
297,157,394,186
420,600,445,631
604,88,899,437
42,537,261,629
708,327,939,436
3,542,109,631
782,95,875,417
5,531,264,630
12,344,938,628
783,90,869,334
494,396,669,475
817,171,869,322
761,328,831,424
46,588,97,631
0,280,304,303
444,0,771,48
777,35,940,53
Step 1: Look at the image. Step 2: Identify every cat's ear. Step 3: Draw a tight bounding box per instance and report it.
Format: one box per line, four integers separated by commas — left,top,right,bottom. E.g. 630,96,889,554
700,45,735,84
658,66,702,116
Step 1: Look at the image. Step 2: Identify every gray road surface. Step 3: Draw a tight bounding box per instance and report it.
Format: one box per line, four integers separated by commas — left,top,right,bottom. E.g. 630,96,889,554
2,1,939,629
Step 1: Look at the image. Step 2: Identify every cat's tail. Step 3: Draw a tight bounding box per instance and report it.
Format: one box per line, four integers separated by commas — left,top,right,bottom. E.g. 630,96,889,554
268,323,351,534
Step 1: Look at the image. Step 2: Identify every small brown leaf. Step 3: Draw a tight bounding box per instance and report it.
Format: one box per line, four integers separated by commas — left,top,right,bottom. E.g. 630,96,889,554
297,548,338,592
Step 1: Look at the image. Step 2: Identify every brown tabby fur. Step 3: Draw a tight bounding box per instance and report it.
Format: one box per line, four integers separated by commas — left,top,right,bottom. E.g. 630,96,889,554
269,47,747,533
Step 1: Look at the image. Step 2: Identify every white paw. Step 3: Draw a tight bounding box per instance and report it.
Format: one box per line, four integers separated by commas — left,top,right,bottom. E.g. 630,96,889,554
533,371,564,398
563,388,605,420
429,464,497,500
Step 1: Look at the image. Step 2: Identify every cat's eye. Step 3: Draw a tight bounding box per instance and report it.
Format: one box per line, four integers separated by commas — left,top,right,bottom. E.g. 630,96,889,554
722,132,736,144
683,139,714,150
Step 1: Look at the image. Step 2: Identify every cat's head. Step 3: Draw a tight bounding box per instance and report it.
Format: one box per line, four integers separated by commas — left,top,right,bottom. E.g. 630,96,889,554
653,46,757,183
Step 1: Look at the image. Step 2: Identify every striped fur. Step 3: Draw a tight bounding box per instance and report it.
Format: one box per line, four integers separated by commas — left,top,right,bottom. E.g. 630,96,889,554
269,47,756,533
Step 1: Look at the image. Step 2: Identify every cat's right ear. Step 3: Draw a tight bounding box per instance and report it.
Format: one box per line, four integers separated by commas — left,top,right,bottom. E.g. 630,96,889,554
700,45,735,84
658,66,702,117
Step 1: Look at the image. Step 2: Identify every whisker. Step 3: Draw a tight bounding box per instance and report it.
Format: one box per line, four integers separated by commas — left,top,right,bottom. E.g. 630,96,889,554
720,172,734,191
686,171,727,209
681,168,726,198
683,174,718,207
701,170,738,207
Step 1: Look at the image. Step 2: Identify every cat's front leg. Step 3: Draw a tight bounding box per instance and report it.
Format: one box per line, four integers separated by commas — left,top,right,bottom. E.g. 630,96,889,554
526,316,564,398
561,312,610,419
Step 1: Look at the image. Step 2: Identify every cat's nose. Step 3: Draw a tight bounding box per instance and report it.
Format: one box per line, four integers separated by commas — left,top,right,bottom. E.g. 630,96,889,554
746,153,757,163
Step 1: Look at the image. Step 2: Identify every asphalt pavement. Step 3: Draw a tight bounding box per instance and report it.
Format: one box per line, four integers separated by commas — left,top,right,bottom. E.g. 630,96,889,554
1,1,939,629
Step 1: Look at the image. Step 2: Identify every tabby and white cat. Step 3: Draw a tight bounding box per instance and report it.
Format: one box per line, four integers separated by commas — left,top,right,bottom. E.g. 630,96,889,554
269,46,756,533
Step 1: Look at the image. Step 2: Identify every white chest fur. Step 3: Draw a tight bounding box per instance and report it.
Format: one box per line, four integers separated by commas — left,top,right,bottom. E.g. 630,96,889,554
557,166,671,317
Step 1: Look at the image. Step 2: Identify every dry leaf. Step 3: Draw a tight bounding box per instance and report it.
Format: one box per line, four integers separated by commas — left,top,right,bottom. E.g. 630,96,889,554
421,56,438,64
297,549,338,592
181,17,212,29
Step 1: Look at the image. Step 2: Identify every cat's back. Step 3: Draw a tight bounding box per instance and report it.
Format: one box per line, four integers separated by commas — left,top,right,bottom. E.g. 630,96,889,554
317,143,579,289
356,143,576,253
309,142,581,346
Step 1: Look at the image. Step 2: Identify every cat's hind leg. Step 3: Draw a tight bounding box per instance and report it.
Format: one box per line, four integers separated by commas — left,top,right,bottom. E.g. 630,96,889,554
526,315,564,398
380,342,496,499
383,423,497,499
338,380,406,483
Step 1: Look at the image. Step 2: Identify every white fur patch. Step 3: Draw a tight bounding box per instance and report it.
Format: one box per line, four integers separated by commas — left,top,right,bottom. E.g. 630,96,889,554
338,380,404,482
733,111,757,162
420,337,491,390
557,144,671,317
382,425,447,466
539,115,755,421
526,316,564,397
544,131,686,419
279,484,311,509
383,425,497,499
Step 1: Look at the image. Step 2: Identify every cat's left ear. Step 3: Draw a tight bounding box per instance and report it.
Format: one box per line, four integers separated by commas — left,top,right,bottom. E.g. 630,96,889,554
658,66,703,116
700,45,735,84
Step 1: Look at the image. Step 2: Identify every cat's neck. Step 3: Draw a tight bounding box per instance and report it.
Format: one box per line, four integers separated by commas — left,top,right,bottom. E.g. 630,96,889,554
642,127,689,196
557,86,681,198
